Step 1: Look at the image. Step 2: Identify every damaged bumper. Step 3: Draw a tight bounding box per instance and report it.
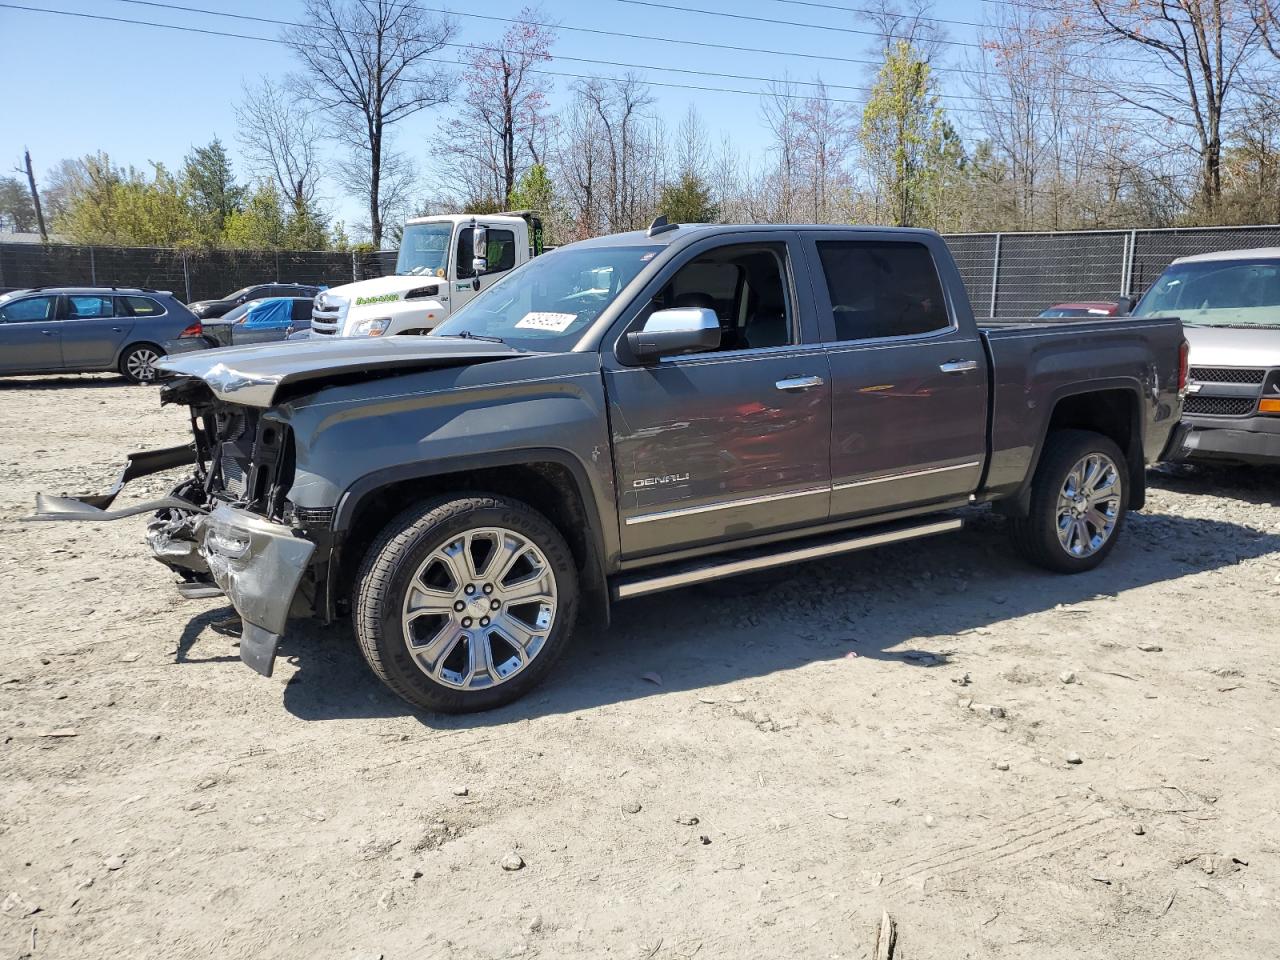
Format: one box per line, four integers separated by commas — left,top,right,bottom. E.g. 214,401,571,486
30,447,316,679
201,505,315,676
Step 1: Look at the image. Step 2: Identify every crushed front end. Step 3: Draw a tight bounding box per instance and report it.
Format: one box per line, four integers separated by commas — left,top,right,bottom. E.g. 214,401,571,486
30,375,318,677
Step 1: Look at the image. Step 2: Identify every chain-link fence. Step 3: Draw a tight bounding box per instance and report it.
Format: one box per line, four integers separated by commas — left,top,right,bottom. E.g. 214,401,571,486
0,243,395,302
4,224,1279,311
942,224,1280,318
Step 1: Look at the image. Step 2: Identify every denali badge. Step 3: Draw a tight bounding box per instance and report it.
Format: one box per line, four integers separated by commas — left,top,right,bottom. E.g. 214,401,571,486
633,473,691,488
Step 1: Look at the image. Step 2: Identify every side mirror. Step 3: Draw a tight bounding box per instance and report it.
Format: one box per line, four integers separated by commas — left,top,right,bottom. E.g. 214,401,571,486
626,307,720,363
1114,296,1135,316
471,223,488,277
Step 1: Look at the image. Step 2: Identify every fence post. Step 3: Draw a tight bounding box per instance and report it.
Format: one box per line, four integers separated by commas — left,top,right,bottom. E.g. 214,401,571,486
275,251,281,282
89,246,96,285
181,251,192,302
989,233,1002,319
1122,229,1137,297
351,251,358,282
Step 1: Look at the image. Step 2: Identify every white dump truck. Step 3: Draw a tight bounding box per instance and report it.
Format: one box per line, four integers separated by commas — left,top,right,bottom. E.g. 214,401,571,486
310,211,544,338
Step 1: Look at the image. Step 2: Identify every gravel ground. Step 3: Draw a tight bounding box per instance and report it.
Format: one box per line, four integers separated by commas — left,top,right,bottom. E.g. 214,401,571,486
2,373,1279,960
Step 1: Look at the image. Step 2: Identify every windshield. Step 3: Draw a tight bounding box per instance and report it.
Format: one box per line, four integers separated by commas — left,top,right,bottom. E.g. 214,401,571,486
432,244,662,351
396,222,454,277
1133,259,1280,327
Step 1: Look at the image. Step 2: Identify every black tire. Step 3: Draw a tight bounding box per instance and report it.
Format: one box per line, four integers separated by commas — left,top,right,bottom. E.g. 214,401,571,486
353,494,579,713
119,342,163,383
1010,429,1129,574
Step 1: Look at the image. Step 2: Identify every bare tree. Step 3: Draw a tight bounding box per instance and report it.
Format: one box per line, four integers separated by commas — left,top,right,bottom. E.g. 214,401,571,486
576,75,656,232
447,7,556,207
797,79,855,222
863,0,948,62
1052,0,1263,215
675,105,710,180
285,0,456,244
236,76,324,219
19,150,47,241
760,79,804,222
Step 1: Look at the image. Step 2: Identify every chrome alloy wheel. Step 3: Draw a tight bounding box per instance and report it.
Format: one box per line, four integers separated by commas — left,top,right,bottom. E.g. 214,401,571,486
125,347,160,382
400,527,558,690
1056,453,1122,558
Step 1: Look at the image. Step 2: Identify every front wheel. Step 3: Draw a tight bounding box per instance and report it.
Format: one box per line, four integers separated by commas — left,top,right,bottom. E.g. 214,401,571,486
353,495,579,713
1010,429,1128,574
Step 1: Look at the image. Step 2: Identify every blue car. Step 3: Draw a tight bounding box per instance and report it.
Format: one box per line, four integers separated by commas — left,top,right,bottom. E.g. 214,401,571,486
165,296,318,352
0,287,202,383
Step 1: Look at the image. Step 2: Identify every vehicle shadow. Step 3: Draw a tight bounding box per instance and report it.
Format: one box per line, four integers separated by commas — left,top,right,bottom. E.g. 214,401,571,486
218,506,1280,726
1149,461,1280,509
0,373,137,390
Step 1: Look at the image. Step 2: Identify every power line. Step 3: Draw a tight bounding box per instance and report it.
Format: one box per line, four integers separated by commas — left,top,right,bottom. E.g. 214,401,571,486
608,0,1157,65
2,1,1194,119
106,0,1050,108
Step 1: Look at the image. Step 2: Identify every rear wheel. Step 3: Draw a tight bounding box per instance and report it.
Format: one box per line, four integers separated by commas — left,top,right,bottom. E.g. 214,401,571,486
1011,429,1128,573
119,343,162,383
353,494,579,713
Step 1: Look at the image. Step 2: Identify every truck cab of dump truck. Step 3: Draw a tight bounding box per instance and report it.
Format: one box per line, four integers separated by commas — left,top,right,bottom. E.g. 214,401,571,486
309,211,544,339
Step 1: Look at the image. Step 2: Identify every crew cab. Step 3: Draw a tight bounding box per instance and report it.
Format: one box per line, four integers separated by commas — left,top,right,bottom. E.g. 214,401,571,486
1133,248,1280,465
310,211,543,339
32,223,1187,713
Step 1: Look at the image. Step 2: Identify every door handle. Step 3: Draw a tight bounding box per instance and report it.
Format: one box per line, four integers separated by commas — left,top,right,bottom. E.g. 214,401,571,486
41,330,57,337
775,375,825,391
939,359,978,373
111,326,124,333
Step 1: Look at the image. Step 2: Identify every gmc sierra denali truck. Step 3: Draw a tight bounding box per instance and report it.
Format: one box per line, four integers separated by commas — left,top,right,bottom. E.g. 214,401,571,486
32,223,1187,713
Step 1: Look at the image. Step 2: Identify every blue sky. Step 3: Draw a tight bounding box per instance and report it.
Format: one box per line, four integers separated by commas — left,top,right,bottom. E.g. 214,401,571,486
0,0,1000,230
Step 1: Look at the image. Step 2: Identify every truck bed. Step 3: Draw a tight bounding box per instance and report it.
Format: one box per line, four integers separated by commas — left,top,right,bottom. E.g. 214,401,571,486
977,315,1185,501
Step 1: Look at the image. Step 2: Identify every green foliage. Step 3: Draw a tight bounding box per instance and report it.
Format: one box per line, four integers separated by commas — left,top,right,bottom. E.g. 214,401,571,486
0,176,37,233
183,138,245,233
657,172,718,224
50,148,333,251
507,163,554,215
859,40,960,228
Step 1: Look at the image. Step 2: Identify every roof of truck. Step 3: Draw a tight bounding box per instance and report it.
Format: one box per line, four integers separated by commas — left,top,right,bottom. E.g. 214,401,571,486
1173,246,1280,264
566,223,943,249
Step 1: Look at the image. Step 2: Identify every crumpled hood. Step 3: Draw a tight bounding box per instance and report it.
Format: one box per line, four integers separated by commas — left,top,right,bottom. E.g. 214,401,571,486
1184,323,1280,368
156,335,521,407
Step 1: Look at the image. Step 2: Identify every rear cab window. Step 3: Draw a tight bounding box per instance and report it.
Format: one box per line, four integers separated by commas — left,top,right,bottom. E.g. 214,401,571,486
814,240,951,341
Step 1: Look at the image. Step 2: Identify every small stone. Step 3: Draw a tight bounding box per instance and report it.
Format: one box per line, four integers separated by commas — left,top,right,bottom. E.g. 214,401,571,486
184,799,205,812
1137,644,1163,653
1060,670,1078,684
986,705,1006,719
675,814,700,826
1132,823,1145,836
451,786,469,797
924,815,936,828
994,760,1010,771
104,855,125,871
405,867,423,881
1065,752,1083,765
0,892,40,917
698,835,712,845
621,801,642,814
501,853,525,871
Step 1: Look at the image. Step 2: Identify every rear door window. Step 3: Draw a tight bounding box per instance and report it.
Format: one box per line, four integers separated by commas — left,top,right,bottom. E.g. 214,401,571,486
815,241,950,341
290,299,312,322
63,294,114,320
0,295,56,323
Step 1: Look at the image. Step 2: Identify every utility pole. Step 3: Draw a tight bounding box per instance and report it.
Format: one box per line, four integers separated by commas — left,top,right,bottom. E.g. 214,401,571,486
23,149,47,242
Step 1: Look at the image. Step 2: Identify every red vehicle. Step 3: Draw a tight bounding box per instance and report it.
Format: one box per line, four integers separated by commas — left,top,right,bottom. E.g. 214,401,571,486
1038,300,1130,319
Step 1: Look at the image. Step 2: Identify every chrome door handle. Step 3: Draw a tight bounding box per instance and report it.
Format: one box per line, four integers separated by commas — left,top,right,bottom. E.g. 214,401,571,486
939,359,978,373
775,375,825,391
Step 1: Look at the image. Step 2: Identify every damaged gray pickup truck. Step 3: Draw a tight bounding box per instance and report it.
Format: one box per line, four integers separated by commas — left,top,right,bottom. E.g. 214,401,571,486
33,223,1188,713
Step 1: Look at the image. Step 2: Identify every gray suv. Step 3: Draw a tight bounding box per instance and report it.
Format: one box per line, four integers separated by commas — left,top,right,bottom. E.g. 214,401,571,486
0,287,201,383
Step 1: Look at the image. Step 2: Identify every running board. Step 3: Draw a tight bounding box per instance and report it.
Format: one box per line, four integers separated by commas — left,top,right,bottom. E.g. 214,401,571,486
611,516,963,600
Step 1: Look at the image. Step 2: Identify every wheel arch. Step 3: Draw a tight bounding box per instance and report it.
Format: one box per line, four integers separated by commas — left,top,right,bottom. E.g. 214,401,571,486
998,382,1145,517
327,449,611,628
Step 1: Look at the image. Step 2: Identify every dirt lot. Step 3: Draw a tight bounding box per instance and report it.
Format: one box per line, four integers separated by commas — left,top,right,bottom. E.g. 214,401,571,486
2,373,1279,960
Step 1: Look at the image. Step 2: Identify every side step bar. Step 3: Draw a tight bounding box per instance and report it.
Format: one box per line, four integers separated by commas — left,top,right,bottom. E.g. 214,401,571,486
612,516,963,600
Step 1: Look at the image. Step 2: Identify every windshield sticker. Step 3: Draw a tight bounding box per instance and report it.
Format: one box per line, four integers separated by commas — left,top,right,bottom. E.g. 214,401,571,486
641,252,656,261
515,311,577,332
